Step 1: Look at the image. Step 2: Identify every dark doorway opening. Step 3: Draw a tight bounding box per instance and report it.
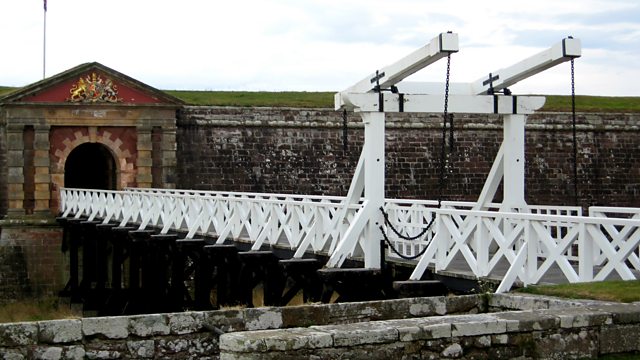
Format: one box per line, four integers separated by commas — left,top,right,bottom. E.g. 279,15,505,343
64,143,116,190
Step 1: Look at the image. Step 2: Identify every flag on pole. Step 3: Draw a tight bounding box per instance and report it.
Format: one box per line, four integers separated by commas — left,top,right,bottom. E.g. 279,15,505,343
44,0,47,12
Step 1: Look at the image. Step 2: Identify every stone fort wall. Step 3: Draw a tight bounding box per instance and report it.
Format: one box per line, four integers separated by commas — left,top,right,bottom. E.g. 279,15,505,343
176,107,640,208
0,106,639,304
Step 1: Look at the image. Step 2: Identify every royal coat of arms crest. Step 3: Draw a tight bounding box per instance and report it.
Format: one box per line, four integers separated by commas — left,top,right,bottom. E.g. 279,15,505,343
67,73,122,103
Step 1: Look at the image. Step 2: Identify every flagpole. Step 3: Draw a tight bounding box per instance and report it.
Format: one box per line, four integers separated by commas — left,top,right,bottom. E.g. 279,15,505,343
43,0,47,79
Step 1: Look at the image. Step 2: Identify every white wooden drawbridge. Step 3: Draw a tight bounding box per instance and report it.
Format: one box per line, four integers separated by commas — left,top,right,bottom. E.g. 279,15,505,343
59,33,640,293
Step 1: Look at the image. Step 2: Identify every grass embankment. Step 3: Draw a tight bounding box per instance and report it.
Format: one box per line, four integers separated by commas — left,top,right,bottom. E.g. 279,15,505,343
516,280,640,303
2,85,640,112
166,91,640,112
0,86,18,97
0,297,80,323
165,90,335,108
544,95,640,113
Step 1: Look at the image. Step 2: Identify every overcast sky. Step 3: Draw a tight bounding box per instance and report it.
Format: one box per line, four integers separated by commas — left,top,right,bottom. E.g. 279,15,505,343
1,0,639,96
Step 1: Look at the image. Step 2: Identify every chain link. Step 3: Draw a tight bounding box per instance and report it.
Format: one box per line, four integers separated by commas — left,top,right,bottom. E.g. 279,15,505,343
439,53,452,207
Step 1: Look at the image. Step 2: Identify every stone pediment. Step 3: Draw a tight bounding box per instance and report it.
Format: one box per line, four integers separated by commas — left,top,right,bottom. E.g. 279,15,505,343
0,62,183,106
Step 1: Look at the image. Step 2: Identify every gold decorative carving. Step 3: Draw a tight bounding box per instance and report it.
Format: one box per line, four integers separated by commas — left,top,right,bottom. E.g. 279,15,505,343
67,73,122,103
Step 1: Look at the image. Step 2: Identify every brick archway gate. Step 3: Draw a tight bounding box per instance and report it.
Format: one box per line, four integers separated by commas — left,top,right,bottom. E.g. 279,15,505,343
0,63,183,300
0,62,183,215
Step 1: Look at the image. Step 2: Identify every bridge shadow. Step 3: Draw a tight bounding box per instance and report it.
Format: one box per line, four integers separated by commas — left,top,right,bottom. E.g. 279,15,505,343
56,218,452,316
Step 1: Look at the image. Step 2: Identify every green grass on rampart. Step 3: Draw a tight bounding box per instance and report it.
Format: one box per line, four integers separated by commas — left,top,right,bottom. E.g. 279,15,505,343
3,85,640,112
516,280,640,303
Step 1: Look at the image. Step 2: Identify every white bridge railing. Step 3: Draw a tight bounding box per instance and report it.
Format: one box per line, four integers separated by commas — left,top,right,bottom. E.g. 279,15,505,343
59,188,640,292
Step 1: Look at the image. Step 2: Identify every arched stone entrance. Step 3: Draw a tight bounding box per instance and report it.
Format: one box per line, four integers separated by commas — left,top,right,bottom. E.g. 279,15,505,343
64,143,117,190
0,62,182,215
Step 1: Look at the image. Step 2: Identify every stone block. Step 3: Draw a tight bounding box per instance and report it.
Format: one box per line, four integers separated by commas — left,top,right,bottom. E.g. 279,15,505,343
396,319,451,341
32,346,63,360
280,304,326,328
126,340,155,358
244,308,284,331
547,308,613,328
129,314,170,337
6,134,24,150
261,328,333,351
219,331,268,353
38,319,82,344
408,296,447,316
450,314,507,336
0,348,27,360
494,310,560,332
489,293,549,310
0,322,38,346
204,309,245,333
62,345,85,360
8,167,24,179
137,139,152,151
441,343,463,358
445,295,481,314
83,316,129,339
168,311,205,335
6,155,25,167
7,176,24,187
34,190,50,200
313,321,399,347
136,173,152,183
136,157,153,167
35,200,50,211
155,333,216,358
34,156,50,167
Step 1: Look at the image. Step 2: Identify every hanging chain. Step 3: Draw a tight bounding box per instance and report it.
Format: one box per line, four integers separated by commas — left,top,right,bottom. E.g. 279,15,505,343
571,58,578,206
440,52,452,207
378,52,453,261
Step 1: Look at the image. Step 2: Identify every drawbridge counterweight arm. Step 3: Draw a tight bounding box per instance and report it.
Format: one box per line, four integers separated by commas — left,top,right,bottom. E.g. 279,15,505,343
471,37,582,95
335,32,459,110
395,37,582,96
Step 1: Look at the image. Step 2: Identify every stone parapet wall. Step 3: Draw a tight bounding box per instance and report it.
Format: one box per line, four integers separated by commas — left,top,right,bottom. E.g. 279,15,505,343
221,295,640,359
0,296,483,359
176,107,640,208
1,294,639,359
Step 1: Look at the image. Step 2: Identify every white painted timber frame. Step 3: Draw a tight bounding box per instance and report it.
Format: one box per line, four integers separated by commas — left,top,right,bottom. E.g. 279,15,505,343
329,33,581,270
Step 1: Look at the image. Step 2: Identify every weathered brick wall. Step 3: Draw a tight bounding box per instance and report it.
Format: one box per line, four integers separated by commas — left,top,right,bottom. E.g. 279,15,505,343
0,219,64,303
0,123,6,215
176,107,640,208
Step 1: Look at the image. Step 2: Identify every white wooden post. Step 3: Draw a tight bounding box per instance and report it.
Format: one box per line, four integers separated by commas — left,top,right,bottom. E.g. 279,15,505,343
502,114,527,209
362,112,386,268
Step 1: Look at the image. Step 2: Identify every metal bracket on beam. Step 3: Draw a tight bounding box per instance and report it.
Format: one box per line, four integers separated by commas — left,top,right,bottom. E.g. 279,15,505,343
338,93,545,115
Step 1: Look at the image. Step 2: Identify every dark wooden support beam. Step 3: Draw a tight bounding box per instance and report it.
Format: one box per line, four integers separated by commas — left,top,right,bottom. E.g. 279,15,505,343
279,258,322,305
392,280,448,298
203,244,240,308
317,268,387,303
237,251,283,307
